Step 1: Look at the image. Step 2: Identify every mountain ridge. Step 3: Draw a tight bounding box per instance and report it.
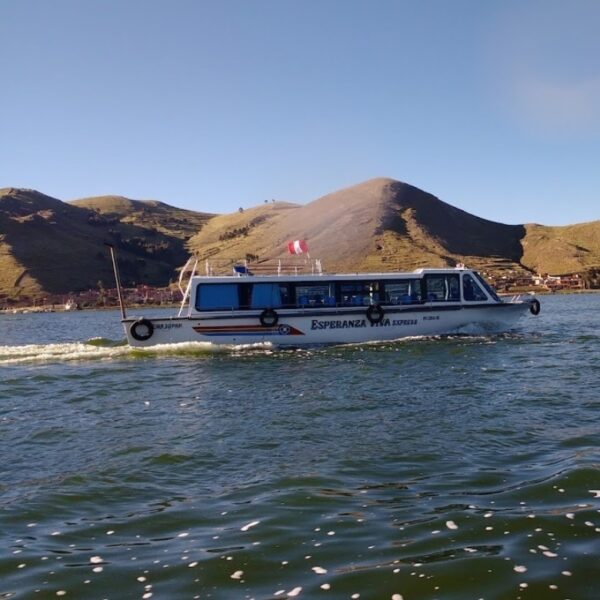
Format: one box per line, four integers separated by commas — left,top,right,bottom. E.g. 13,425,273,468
0,188,207,297
1,180,599,299
186,178,527,273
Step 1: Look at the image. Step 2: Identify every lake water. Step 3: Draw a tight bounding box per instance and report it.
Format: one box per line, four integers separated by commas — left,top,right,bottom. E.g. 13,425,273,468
0,294,599,599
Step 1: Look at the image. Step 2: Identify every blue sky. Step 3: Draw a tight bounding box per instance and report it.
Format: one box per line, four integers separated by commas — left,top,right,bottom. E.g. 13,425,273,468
1,0,599,225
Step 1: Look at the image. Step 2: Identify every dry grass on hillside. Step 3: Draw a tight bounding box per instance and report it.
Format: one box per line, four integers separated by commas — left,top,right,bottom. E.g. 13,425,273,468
1,189,202,297
2,182,599,298
522,222,600,275
72,195,214,239
188,178,530,274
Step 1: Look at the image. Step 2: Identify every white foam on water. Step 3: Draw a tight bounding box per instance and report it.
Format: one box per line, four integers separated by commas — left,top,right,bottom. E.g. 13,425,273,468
340,335,439,350
514,565,527,573
0,342,131,364
240,520,260,532
0,339,276,365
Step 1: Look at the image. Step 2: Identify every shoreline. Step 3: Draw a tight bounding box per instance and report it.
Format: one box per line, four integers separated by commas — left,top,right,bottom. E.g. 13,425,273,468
3,290,599,314
0,303,181,314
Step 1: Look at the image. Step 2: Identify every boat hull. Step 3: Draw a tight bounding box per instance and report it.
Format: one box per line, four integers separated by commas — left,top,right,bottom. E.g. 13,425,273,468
122,302,533,347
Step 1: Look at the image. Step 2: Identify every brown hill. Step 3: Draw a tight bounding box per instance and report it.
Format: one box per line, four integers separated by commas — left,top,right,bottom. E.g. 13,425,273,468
0,188,212,299
188,178,528,273
522,221,600,275
188,178,600,277
1,179,598,300
71,195,212,239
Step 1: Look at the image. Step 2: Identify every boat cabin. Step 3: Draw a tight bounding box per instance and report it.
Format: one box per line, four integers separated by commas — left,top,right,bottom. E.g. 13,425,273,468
187,268,500,314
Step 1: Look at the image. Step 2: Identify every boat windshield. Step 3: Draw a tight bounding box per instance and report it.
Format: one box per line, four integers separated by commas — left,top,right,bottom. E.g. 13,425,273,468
473,272,501,302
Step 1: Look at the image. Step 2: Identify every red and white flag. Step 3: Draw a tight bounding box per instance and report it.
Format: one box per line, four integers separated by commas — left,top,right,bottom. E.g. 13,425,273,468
287,239,309,255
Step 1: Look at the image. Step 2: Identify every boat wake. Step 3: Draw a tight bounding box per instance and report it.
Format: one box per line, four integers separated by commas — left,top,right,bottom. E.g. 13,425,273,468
0,331,530,365
335,330,527,349
0,340,129,365
0,339,274,365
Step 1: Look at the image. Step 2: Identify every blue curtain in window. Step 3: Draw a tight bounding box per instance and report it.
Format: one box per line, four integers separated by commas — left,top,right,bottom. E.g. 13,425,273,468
197,284,239,310
251,284,282,308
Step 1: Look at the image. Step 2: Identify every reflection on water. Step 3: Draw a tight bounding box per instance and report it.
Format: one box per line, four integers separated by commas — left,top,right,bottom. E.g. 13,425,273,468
0,295,599,598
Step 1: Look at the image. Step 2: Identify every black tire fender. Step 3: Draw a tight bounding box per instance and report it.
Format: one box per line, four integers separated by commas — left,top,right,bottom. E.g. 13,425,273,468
130,318,154,341
259,308,279,327
366,304,385,325
530,298,541,316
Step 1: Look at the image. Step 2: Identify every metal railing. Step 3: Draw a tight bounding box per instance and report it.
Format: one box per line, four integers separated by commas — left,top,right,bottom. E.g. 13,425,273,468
198,257,324,277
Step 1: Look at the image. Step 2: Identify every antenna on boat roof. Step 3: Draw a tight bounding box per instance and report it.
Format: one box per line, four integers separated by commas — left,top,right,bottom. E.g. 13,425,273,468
316,259,323,275
105,243,127,320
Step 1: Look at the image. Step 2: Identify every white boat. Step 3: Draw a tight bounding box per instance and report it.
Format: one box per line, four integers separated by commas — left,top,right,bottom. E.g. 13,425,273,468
116,257,540,347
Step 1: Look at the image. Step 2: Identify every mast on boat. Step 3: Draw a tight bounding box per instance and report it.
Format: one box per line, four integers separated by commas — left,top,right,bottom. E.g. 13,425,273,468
105,243,127,320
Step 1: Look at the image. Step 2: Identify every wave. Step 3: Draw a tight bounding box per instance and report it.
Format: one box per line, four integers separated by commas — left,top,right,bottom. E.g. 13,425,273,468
0,330,533,365
0,339,274,365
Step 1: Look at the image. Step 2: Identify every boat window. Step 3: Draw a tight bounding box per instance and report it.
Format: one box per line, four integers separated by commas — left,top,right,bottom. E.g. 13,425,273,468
462,274,488,301
195,283,240,311
424,274,460,302
249,283,291,308
473,272,500,302
338,281,380,306
294,283,333,307
382,279,422,304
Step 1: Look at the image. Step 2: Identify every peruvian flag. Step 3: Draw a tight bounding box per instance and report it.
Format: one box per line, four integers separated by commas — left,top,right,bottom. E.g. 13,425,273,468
287,239,309,255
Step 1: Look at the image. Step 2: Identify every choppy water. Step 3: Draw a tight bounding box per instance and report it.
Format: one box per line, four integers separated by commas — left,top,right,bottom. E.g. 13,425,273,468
0,295,599,599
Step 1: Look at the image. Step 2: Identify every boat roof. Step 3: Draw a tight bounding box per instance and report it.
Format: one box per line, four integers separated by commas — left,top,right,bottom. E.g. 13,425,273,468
191,267,473,284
